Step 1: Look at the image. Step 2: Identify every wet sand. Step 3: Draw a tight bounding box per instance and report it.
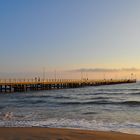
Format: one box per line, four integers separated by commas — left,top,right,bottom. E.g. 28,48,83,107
0,127,140,140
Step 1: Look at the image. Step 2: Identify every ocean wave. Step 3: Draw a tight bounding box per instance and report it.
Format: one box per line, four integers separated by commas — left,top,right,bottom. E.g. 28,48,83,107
23,95,54,98
59,100,115,105
59,100,140,106
15,100,47,105
90,97,110,100
54,96,72,99
83,112,98,115
92,92,123,95
121,101,140,105
129,92,140,95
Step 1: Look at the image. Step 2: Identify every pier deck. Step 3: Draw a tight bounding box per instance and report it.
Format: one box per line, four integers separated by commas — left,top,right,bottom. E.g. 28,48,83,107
0,79,136,93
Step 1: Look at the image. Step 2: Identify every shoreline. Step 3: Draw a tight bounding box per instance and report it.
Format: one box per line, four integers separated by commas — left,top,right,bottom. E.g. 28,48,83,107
0,127,140,140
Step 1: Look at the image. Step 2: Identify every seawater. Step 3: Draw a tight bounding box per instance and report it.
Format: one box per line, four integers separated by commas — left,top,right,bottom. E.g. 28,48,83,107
0,82,140,134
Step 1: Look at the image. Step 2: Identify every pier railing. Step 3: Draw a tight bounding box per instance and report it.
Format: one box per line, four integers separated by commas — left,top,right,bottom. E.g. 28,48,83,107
0,78,136,83
0,79,82,84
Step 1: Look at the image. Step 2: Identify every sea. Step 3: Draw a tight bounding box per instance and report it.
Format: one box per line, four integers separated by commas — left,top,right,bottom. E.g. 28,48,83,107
0,82,140,135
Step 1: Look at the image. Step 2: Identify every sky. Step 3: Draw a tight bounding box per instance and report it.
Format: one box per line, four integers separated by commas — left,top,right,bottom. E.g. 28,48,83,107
0,0,140,79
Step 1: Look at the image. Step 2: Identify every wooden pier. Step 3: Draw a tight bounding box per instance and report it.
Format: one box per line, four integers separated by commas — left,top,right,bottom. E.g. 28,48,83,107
0,79,136,93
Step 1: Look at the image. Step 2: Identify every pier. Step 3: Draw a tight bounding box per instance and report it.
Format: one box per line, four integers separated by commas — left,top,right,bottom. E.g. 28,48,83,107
0,78,136,93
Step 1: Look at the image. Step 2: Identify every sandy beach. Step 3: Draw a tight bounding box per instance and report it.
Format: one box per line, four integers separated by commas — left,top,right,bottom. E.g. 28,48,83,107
0,127,139,140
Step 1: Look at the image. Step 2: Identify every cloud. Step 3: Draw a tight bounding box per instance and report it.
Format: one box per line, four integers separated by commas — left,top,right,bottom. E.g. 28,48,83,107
70,68,140,73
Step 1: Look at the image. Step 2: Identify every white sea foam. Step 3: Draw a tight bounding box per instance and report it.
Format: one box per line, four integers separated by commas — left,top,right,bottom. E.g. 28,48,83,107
0,118,139,135
3,112,14,121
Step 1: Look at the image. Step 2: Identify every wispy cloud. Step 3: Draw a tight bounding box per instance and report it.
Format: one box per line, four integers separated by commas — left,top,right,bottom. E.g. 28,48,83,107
69,68,140,73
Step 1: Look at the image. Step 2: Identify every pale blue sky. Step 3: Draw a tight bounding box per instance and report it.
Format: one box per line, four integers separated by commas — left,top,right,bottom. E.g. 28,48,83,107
1,0,140,75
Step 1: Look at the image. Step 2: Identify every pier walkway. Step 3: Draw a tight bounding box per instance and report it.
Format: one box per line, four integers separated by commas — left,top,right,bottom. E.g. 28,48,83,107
0,79,136,93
